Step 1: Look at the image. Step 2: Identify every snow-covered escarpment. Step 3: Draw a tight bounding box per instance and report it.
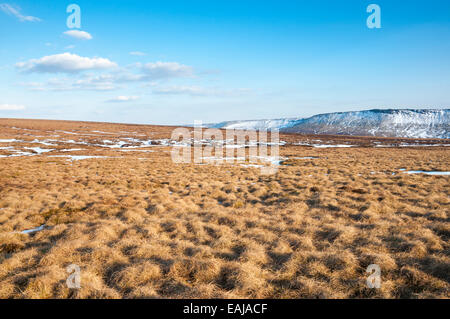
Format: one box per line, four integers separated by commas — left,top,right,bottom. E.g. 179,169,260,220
207,117,304,131
208,109,449,139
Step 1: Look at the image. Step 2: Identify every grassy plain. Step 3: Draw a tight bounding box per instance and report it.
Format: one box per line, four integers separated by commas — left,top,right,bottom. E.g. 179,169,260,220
0,119,448,298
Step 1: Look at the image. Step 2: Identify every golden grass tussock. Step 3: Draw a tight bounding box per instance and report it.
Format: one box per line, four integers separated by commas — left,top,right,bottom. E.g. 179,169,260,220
0,118,448,298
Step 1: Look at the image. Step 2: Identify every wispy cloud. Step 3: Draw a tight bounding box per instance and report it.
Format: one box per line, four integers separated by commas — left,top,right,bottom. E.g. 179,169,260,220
106,62,194,83
106,96,140,103
129,51,146,56
51,74,121,91
153,85,251,97
17,81,45,91
16,53,117,74
153,85,209,96
0,103,25,110
19,73,122,92
141,62,194,80
63,30,93,40
0,3,41,22
15,58,202,93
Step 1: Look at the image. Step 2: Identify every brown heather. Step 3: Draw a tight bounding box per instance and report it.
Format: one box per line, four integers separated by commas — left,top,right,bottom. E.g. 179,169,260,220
0,118,448,298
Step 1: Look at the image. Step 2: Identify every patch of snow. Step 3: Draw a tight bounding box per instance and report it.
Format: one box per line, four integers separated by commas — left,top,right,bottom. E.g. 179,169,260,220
404,171,450,176
21,224,45,234
24,147,54,154
0,150,34,158
312,144,356,148
31,139,57,146
92,130,116,135
399,143,450,147
49,155,112,161
118,149,155,152
63,139,91,146
60,148,84,152
241,164,264,168
292,156,319,159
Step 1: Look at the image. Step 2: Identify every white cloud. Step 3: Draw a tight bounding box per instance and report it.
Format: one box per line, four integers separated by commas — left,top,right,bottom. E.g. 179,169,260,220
63,30,93,40
50,74,120,91
0,3,41,22
153,85,208,95
0,104,25,110
129,51,146,56
15,58,198,92
17,81,45,91
153,85,251,97
104,62,195,83
16,53,117,74
141,62,193,79
20,74,121,92
106,96,139,103
19,73,122,92
64,45,76,50
113,72,147,83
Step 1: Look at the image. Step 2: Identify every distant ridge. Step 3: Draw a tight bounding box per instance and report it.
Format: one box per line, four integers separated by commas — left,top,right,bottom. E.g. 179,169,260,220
206,109,450,139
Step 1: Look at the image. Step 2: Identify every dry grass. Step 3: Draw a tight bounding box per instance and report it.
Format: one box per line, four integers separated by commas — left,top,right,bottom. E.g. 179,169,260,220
0,118,448,299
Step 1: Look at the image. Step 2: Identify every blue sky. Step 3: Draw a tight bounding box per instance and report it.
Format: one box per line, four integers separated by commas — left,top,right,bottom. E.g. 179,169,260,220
0,0,449,125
